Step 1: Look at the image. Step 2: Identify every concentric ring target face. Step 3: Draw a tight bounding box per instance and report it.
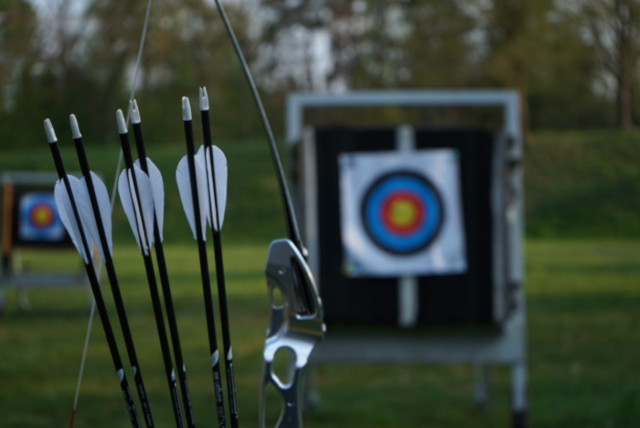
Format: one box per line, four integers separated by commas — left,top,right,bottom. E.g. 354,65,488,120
360,171,444,254
18,192,65,242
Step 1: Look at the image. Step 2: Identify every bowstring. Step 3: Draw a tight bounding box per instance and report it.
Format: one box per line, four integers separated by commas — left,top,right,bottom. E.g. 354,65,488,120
70,0,155,422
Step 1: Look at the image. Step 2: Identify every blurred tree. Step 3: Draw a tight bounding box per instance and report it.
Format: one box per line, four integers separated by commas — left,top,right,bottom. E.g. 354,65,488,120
0,0,637,149
580,0,640,129
0,0,96,148
467,0,613,131
0,0,38,145
0,0,37,111
526,5,610,129
78,0,259,144
392,0,476,89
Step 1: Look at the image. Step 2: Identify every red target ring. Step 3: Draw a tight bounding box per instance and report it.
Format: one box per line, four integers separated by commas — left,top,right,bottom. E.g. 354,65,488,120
381,192,425,236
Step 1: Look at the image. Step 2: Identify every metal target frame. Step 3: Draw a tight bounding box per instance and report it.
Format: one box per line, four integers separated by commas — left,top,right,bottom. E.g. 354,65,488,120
286,90,527,427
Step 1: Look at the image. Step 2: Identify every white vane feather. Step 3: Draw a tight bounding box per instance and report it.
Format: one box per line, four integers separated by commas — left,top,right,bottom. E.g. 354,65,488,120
54,177,91,264
76,172,113,261
135,157,165,241
196,145,228,231
176,155,208,241
118,168,155,255
133,168,157,249
118,170,142,252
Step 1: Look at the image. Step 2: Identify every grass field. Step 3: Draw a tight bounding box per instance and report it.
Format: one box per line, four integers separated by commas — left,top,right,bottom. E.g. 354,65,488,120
0,129,638,426
0,240,638,427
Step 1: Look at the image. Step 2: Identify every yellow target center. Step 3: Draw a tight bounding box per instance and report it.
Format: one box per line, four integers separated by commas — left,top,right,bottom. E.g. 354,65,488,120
389,199,417,227
32,207,53,226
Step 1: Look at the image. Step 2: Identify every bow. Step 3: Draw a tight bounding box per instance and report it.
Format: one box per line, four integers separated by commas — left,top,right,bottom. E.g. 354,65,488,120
211,2,326,427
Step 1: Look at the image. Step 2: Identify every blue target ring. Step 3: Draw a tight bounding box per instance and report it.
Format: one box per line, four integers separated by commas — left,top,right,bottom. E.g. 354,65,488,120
18,192,65,242
360,171,444,254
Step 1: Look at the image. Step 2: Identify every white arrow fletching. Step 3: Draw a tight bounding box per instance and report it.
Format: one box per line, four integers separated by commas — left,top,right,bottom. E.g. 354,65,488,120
118,168,156,255
133,168,157,250
54,177,91,264
176,155,208,241
119,170,142,252
134,158,165,242
197,145,228,231
76,172,113,261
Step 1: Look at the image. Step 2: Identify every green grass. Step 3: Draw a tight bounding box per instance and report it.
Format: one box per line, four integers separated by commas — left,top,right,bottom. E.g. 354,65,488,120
0,130,638,425
526,130,640,238
0,240,639,427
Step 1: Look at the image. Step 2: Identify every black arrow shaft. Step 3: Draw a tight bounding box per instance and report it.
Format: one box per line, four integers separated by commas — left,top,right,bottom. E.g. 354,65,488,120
48,141,140,428
73,136,155,428
119,131,185,428
183,116,227,428
201,109,239,427
211,231,238,426
132,121,196,428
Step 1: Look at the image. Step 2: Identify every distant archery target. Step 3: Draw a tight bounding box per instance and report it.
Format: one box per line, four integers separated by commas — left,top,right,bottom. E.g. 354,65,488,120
18,192,66,242
361,171,444,254
339,149,467,277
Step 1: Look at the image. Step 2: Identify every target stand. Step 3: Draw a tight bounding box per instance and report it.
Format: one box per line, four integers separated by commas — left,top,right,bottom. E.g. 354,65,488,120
287,90,526,427
0,172,89,313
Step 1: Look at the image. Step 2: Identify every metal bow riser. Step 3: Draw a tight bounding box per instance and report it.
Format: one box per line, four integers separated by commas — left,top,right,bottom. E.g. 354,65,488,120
260,239,325,428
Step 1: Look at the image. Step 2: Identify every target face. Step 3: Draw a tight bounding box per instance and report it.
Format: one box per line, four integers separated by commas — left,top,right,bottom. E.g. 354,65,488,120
339,149,467,277
361,171,444,254
18,192,66,242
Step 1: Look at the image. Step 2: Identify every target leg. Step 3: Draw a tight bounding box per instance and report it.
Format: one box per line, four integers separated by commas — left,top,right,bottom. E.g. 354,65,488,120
303,365,320,410
510,361,527,428
474,364,489,408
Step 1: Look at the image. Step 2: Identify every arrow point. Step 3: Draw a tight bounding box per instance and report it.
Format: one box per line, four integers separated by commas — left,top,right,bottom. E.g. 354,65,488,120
182,96,192,121
130,99,141,124
116,109,127,134
44,119,57,144
199,87,210,111
69,114,81,139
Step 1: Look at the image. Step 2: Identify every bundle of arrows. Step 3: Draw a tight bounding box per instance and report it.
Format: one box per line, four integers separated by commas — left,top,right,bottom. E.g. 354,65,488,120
44,89,324,428
42,2,324,427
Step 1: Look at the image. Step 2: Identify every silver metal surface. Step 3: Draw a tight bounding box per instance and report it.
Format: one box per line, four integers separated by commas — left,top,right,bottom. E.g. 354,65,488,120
260,239,325,428
286,90,522,159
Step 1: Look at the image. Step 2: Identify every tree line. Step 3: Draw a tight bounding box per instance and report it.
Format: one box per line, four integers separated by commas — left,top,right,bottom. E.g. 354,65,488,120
1,0,639,148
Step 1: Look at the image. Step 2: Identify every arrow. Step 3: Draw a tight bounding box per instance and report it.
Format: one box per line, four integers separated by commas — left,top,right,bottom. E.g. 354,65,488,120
44,119,141,428
130,99,196,428
177,96,226,427
69,114,155,428
116,109,185,428
198,87,239,428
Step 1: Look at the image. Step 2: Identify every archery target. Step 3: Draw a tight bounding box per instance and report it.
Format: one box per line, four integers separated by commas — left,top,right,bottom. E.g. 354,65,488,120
339,149,467,277
18,192,66,242
361,171,443,254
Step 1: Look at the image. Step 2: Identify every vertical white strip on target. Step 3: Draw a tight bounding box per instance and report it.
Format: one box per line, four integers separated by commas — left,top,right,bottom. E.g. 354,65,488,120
397,125,419,328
